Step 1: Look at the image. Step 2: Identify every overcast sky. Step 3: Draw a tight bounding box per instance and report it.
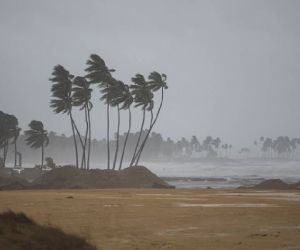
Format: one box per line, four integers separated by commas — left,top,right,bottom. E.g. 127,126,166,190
0,0,300,148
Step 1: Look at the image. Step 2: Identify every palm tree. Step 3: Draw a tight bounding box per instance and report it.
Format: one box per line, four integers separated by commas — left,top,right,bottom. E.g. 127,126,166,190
50,65,83,168
72,76,93,169
129,74,154,166
190,136,200,153
134,72,168,166
116,84,133,170
25,120,49,167
0,112,9,166
0,112,19,167
85,54,115,170
11,119,21,167
99,77,124,170
212,137,221,156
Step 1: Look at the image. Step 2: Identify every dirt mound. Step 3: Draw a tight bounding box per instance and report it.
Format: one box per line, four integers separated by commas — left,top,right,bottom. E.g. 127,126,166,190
0,176,30,190
0,211,96,250
0,167,11,177
18,168,46,182
33,166,83,188
32,165,174,189
120,165,172,188
249,179,300,190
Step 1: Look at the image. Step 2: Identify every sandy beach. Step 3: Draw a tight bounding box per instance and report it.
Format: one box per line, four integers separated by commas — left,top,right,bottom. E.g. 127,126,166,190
0,188,300,250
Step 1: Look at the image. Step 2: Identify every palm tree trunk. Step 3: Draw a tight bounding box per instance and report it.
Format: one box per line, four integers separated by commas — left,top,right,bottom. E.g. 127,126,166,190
134,110,153,166
135,88,164,166
107,91,110,170
14,136,17,167
87,106,92,170
42,143,44,167
3,139,8,167
81,106,89,169
69,112,79,168
119,107,131,170
130,109,146,167
70,114,85,151
112,105,121,170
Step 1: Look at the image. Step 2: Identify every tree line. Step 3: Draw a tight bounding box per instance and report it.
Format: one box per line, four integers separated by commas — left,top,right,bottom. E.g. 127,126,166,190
2,114,300,167
253,136,300,160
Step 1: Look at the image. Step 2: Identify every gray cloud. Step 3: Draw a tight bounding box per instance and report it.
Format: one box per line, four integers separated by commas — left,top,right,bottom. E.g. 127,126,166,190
0,0,300,148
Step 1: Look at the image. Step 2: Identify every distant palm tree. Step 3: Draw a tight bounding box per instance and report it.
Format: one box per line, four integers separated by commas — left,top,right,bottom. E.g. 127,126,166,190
190,136,200,154
72,76,93,169
130,74,154,166
50,65,83,168
212,137,221,156
25,120,49,167
253,140,258,158
85,54,115,170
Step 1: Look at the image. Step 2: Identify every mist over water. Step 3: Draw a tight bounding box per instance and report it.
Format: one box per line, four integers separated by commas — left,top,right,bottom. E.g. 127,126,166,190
145,160,300,188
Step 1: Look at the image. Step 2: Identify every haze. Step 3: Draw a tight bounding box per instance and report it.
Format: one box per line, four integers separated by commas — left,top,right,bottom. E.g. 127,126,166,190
1,0,300,148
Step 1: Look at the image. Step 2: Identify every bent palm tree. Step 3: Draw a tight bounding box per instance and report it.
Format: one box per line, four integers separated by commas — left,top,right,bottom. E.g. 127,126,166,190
11,120,21,167
117,84,133,170
25,121,49,167
0,112,19,167
72,76,93,169
134,72,168,165
50,65,82,168
85,54,115,170
129,74,154,166
0,112,9,166
100,78,123,170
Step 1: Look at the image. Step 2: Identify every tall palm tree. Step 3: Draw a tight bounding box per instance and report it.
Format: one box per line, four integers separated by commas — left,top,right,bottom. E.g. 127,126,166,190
50,65,83,168
134,72,168,166
0,112,9,166
105,81,134,170
11,119,21,167
99,78,124,170
117,84,133,170
72,76,93,169
129,74,154,166
0,112,19,167
85,54,115,170
25,120,49,167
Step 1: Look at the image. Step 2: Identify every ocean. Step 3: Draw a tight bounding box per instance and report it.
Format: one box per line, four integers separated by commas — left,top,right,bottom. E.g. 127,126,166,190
6,159,300,189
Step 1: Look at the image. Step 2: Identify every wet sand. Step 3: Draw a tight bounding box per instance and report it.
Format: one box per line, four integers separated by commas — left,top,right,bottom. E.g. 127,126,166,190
0,189,299,250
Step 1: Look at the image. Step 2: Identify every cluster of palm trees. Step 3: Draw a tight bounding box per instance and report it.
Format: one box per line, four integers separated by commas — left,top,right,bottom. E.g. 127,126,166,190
0,111,20,167
254,136,300,159
50,54,168,170
177,136,232,158
0,111,49,168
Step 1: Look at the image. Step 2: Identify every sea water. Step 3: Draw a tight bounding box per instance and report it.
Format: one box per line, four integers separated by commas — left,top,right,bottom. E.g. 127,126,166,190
7,159,300,189
144,160,300,188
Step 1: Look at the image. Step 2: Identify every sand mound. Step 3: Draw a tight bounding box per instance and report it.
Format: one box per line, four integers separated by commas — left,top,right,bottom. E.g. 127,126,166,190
250,179,300,190
0,176,30,190
32,165,174,189
119,165,172,188
0,211,96,250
